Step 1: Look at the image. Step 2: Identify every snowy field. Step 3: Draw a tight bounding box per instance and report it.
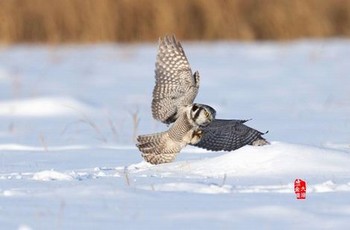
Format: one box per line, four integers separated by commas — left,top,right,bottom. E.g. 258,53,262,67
0,39,350,229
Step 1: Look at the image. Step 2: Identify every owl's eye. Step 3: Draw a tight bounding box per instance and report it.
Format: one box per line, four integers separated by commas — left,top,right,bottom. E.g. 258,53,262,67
192,104,199,112
204,111,209,117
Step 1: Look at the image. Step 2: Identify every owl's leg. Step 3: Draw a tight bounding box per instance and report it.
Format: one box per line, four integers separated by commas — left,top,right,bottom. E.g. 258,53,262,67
190,130,203,145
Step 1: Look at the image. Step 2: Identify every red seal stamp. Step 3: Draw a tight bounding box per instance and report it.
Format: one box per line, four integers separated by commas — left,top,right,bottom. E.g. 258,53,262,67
294,179,306,199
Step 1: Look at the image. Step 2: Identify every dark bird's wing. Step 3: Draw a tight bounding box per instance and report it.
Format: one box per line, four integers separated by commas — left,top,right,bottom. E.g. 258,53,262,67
192,119,268,151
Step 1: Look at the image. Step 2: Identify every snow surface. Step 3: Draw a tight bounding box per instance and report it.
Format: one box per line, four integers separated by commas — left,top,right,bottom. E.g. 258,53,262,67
0,40,350,229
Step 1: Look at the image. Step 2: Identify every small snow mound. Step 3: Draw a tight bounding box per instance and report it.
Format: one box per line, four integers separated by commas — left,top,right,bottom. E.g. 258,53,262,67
0,144,43,151
312,180,336,192
1,189,25,197
155,142,350,178
311,180,350,193
127,161,153,171
18,225,33,230
32,170,73,181
323,142,350,152
0,96,94,117
0,144,90,151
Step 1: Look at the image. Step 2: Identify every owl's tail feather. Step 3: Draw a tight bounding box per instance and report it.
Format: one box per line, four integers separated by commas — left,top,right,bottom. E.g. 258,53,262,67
136,132,177,165
251,136,270,146
251,131,270,146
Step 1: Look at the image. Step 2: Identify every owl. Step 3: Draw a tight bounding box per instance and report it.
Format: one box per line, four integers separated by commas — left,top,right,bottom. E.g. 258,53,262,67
137,35,268,164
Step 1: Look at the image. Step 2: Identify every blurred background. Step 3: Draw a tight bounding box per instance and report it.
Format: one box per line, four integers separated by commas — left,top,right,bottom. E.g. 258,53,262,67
1,0,350,43
0,0,349,147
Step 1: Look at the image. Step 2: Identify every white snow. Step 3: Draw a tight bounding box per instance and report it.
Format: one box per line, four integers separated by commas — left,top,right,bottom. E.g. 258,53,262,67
176,142,350,177
0,96,94,117
0,143,90,151
0,40,350,229
32,170,74,181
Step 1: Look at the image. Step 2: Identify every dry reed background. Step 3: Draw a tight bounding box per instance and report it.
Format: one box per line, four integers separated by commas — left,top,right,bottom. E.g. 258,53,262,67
0,0,350,43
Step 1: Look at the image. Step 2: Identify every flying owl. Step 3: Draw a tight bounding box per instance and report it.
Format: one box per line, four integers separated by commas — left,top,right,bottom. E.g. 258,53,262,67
137,35,268,164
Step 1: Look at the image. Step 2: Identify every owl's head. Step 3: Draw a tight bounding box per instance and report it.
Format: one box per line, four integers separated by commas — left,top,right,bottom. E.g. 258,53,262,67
190,103,216,126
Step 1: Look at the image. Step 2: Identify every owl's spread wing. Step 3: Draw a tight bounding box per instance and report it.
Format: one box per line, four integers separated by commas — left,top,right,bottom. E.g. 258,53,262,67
152,35,199,124
192,119,268,151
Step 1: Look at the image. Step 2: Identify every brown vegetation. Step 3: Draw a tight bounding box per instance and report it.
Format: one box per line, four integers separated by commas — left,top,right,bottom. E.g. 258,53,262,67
1,0,350,43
